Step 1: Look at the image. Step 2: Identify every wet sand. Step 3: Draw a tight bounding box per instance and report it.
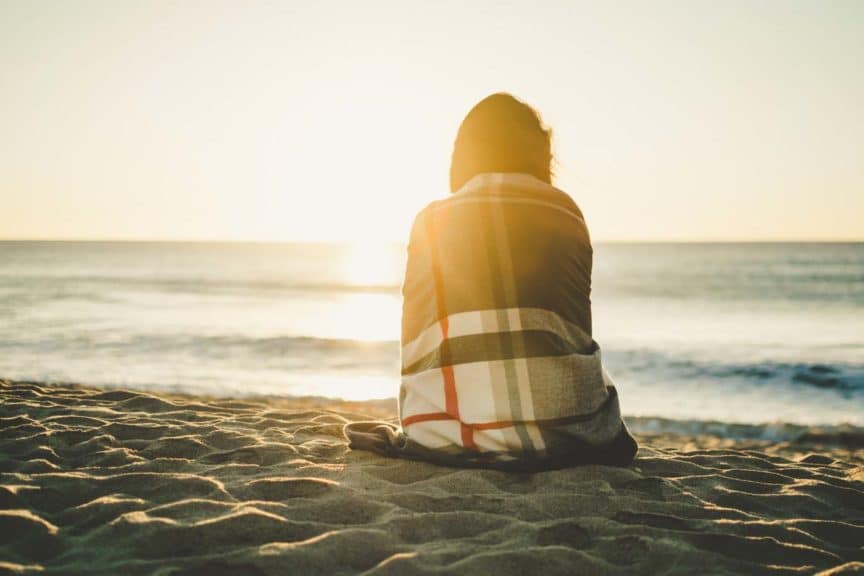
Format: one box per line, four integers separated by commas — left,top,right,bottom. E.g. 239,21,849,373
1,379,862,575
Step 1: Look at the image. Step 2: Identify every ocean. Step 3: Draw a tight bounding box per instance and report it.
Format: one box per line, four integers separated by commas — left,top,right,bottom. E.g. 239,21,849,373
1,241,862,431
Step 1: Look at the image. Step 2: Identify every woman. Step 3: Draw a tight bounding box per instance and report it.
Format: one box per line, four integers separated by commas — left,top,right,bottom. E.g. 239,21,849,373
345,93,636,470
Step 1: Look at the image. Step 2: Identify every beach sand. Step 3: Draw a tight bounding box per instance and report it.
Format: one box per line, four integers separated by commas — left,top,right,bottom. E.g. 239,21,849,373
1,380,862,575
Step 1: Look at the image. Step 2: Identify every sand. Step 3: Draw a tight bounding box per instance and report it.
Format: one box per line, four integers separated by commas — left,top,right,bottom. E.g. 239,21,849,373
1,380,862,575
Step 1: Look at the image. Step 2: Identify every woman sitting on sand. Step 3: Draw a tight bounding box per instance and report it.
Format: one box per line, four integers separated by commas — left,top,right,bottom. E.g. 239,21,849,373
346,93,637,470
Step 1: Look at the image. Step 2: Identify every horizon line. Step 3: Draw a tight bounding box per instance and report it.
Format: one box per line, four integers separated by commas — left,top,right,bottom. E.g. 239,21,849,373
1,237,862,245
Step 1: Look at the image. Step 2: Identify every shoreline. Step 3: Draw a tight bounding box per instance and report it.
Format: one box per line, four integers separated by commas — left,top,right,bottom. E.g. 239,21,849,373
6,378,863,449
1,379,862,574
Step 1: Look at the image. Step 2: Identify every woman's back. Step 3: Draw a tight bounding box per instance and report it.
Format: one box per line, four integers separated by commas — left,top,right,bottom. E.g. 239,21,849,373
345,93,636,469
397,171,633,468
402,172,594,352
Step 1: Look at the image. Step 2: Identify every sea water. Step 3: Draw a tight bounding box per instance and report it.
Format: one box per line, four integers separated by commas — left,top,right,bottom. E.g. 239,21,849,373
1,241,861,428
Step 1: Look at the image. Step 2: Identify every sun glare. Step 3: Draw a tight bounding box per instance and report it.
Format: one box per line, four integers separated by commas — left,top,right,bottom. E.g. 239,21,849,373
336,242,403,343
334,293,401,343
343,242,400,288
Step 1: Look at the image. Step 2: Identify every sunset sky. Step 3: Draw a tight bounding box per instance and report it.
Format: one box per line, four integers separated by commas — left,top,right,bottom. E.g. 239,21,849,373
1,0,862,242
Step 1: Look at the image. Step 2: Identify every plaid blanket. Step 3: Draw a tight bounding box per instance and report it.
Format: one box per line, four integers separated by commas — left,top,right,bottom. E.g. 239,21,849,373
345,173,636,469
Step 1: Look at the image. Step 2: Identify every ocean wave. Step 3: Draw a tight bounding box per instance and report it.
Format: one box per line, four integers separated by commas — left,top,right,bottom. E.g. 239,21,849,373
0,274,401,296
718,362,864,391
0,332,397,355
3,330,862,392
627,416,864,448
605,349,864,392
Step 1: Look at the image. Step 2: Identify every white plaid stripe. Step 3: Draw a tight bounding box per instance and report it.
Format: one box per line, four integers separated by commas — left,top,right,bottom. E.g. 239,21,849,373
471,427,513,452
407,420,463,450
399,369,446,421
401,309,488,368
403,353,610,425
401,307,592,368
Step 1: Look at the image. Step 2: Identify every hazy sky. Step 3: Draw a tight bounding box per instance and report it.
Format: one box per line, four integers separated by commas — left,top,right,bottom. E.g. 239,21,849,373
1,0,862,242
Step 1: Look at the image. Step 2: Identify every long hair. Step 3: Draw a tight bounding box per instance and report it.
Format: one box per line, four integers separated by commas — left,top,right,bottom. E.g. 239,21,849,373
449,93,553,193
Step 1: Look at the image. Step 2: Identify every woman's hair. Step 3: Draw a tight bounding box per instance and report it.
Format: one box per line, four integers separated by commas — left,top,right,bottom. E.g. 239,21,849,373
449,93,553,193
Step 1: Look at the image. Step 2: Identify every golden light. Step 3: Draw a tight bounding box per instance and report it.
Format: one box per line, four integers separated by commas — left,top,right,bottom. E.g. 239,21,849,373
333,293,400,343
335,242,403,343
342,241,400,288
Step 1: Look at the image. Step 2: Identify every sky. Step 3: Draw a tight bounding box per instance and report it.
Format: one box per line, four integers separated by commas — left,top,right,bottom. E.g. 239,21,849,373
1,0,862,243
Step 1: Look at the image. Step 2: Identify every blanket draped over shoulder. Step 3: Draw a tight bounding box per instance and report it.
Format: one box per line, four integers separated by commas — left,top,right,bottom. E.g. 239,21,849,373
345,173,637,470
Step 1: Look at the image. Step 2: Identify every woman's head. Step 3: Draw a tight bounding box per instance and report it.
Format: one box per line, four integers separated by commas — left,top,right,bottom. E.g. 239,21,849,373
449,93,552,193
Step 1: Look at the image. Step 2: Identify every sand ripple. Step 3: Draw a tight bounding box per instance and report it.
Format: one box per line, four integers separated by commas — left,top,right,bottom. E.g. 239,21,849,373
1,380,862,575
